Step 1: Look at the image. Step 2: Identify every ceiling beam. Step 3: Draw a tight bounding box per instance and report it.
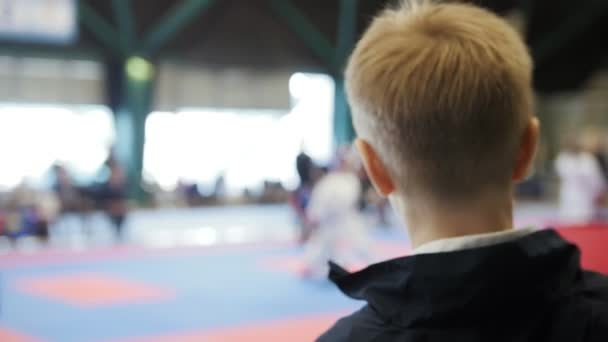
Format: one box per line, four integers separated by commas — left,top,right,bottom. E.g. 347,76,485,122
267,0,336,73
142,0,219,57
335,0,358,70
333,0,359,144
111,0,137,53
78,1,124,57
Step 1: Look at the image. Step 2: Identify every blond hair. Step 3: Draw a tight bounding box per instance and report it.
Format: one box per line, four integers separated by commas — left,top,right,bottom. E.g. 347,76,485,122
346,0,534,198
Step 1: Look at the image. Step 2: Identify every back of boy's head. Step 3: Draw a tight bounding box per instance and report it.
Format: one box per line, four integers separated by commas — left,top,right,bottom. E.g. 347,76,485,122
346,0,533,199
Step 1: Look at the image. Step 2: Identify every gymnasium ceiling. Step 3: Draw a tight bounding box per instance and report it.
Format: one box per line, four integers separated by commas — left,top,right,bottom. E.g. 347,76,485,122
1,0,607,93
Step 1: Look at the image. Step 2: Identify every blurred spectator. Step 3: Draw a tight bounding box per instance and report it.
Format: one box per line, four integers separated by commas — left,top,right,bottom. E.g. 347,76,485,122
213,172,227,202
296,149,314,187
52,164,81,213
51,164,94,235
3,182,57,242
52,164,90,236
97,157,129,240
290,165,330,244
53,164,81,213
582,129,608,217
291,149,319,244
555,134,606,224
303,145,372,278
290,186,313,244
260,181,288,203
179,180,203,207
583,129,608,182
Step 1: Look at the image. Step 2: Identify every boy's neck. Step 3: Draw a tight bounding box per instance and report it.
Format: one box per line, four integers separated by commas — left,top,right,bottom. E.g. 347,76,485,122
390,190,514,248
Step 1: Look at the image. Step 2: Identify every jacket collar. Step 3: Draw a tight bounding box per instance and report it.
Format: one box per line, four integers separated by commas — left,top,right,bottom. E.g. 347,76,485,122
329,230,582,327
412,228,535,255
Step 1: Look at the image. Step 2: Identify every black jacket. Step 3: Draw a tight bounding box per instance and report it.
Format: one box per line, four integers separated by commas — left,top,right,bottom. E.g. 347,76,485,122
318,230,608,342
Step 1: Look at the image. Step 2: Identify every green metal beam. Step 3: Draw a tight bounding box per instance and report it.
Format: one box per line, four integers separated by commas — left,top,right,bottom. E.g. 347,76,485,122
113,57,155,202
78,1,124,56
333,0,358,145
334,78,353,145
143,0,218,56
267,0,336,72
111,0,137,53
124,77,151,201
335,0,358,67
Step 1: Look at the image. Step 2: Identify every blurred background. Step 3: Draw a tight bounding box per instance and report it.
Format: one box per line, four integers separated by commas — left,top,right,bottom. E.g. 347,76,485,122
0,0,607,341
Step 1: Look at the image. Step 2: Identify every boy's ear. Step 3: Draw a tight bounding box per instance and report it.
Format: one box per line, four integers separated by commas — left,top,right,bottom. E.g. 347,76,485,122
512,117,540,182
355,139,396,197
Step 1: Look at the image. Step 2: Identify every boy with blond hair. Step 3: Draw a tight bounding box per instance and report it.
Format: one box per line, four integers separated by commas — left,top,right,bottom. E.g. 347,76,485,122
318,1,608,341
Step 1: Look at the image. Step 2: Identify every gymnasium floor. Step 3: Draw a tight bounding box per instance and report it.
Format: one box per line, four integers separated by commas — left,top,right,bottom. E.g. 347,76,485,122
0,204,606,342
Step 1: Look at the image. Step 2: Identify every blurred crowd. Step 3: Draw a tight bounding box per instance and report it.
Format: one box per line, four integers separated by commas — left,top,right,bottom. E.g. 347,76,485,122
172,177,288,207
0,156,128,243
2,130,607,245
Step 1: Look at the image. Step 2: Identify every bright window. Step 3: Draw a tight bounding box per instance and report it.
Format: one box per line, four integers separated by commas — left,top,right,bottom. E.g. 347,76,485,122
0,104,114,189
144,73,335,194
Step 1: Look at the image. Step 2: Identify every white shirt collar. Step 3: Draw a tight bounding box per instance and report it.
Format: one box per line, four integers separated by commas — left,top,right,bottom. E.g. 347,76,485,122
412,228,536,255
